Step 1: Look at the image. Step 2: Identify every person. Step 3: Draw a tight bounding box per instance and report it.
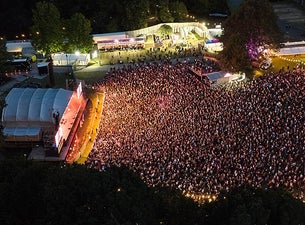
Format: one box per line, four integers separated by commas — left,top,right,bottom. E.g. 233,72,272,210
85,57,305,202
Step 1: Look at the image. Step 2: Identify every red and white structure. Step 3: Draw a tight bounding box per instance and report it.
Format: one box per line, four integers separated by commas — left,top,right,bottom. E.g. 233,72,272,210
1,84,87,160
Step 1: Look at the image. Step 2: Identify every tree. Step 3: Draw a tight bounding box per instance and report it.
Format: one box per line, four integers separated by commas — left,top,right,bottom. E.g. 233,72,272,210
220,33,252,73
0,37,12,76
220,0,283,74
121,0,149,31
182,0,229,16
157,24,173,38
206,186,305,225
158,4,174,23
0,162,305,225
169,1,188,22
0,38,11,147
30,1,64,55
65,13,93,53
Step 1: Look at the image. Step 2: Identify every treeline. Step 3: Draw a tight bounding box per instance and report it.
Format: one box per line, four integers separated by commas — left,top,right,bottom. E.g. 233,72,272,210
0,160,304,225
0,0,229,39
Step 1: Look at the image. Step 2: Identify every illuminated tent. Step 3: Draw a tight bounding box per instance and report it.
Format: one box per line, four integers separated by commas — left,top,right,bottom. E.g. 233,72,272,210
278,47,305,55
2,88,73,142
51,53,91,66
6,41,35,56
206,71,226,82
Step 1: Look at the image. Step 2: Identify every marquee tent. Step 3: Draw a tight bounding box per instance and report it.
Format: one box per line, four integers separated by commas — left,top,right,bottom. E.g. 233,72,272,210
51,53,91,66
2,88,73,141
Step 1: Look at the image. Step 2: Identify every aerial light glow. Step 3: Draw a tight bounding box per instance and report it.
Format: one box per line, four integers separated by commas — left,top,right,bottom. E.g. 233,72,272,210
224,73,232,78
77,82,82,99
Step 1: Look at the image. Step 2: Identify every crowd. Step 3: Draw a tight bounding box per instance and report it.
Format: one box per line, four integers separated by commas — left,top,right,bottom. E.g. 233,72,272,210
86,58,305,201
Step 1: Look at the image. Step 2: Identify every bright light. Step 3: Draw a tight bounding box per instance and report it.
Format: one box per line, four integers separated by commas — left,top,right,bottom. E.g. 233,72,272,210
55,126,63,147
224,73,232,77
92,50,98,58
77,82,82,99
114,39,119,43
172,34,178,41
75,51,80,56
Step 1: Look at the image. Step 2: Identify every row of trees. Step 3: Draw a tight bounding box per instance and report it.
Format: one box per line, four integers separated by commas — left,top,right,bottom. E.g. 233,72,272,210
0,0,231,40
0,160,304,225
0,0,284,77
28,0,229,56
30,1,93,55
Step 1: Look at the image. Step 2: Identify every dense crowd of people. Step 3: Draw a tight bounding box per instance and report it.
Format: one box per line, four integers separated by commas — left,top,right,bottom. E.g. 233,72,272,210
86,57,305,201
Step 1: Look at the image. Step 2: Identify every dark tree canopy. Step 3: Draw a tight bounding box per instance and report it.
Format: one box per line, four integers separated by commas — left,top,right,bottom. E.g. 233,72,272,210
205,186,305,225
0,0,230,39
0,161,305,225
219,0,283,74
30,1,63,55
157,24,174,37
65,13,93,53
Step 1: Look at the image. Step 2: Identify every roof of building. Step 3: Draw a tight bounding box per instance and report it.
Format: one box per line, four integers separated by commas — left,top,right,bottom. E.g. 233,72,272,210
2,88,73,126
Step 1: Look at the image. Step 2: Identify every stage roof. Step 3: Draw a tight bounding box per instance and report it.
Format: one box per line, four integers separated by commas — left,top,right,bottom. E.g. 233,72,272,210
206,71,226,82
2,88,73,126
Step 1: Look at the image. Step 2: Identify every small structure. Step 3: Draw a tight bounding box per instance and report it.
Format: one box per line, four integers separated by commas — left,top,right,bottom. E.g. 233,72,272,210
97,37,145,50
6,40,35,58
208,25,224,37
204,40,223,53
51,53,91,66
92,32,129,44
273,41,305,55
1,87,87,161
37,62,50,76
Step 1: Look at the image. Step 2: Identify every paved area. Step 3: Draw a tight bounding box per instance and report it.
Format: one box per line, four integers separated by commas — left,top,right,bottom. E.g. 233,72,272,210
273,1,305,41
0,63,47,96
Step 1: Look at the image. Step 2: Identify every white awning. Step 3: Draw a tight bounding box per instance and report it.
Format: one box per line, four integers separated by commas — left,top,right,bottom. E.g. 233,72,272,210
3,126,41,142
2,88,73,125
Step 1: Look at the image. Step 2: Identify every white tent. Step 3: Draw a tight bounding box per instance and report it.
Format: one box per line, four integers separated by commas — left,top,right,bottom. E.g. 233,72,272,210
2,88,73,127
6,41,35,55
3,126,41,142
278,47,305,55
51,53,91,66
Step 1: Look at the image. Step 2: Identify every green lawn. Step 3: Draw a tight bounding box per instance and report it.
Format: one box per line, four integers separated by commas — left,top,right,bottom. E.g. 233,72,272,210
75,70,106,85
254,54,304,78
271,54,304,72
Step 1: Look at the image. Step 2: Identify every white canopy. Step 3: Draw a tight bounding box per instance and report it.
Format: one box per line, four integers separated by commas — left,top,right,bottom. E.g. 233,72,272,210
3,126,41,142
6,41,34,54
2,88,73,126
51,53,91,66
278,47,305,55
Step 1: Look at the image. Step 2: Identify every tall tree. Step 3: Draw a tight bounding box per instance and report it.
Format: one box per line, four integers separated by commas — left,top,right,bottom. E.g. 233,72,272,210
158,4,174,23
30,1,63,55
169,1,188,22
65,13,93,53
0,38,10,147
0,38,12,76
121,0,149,31
220,0,283,74
157,24,173,37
